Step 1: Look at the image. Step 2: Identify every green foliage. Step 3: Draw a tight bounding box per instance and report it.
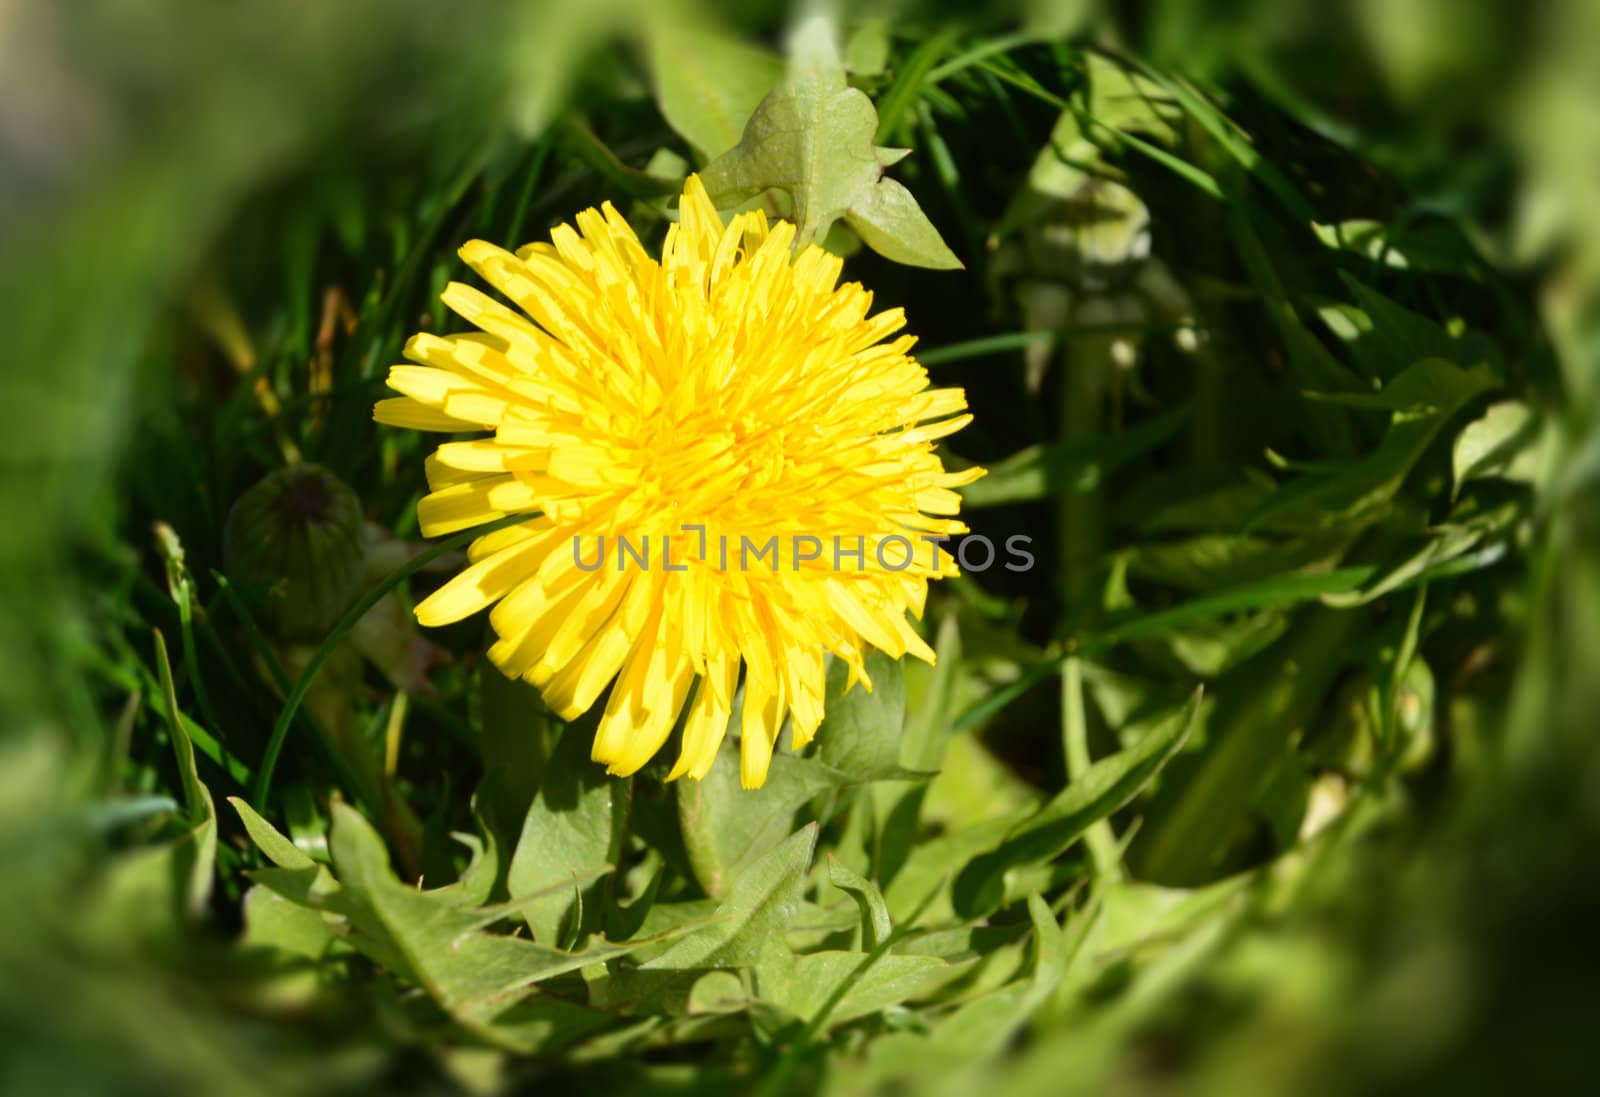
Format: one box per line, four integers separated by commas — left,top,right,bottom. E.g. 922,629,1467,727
953,690,1200,916
5,3,1597,1096
678,653,918,899
505,715,626,947
697,15,962,268
647,12,783,161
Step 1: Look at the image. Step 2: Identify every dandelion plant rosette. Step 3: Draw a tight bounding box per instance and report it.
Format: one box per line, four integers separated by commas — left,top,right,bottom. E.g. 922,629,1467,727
376,177,980,787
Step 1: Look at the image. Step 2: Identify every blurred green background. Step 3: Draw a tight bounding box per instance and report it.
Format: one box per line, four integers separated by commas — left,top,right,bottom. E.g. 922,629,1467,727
2,1,1597,1094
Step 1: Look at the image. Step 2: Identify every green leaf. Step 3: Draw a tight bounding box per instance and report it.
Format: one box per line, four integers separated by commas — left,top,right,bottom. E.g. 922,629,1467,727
865,614,967,889
679,748,844,899
646,825,818,971
506,718,626,946
699,14,960,268
646,15,783,160
433,830,499,909
845,177,964,270
1244,359,1498,533
469,996,615,1056
858,894,1091,1082
152,628,216,917
920,732,1046,829
1160,612,1289,678
1132,609,1359,884
1312,218,1477,272
678,662,927,898
152,630,206,823
324,803,655,1033
584,966,713,1017
882,812,1024,925
759,951,949,1027
817,650,905,775
843,16,891,77
81,680,222,945
1453,399,1542,496
686,970,750,1015
1229,207,1365,441
1338,272,1495,375
230,794,351,970
1319,499,1520,608
588,832,822,1017
898,612,964,773
240,883,336,960
751,866,952,1039
1304,356,1497,415
559,120,682,202
230,795,315,870
475,664,558,856
1093,877,1252,958
828,857,892,949
1125,527,1360,592
608,858,667,942
953,690,1202,916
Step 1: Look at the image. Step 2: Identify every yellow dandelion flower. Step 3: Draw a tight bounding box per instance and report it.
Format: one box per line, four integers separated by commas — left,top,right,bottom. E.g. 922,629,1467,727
375,176,982,787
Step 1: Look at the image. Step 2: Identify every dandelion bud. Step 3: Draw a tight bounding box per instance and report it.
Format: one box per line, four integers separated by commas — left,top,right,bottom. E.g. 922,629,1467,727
223,464,367,640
